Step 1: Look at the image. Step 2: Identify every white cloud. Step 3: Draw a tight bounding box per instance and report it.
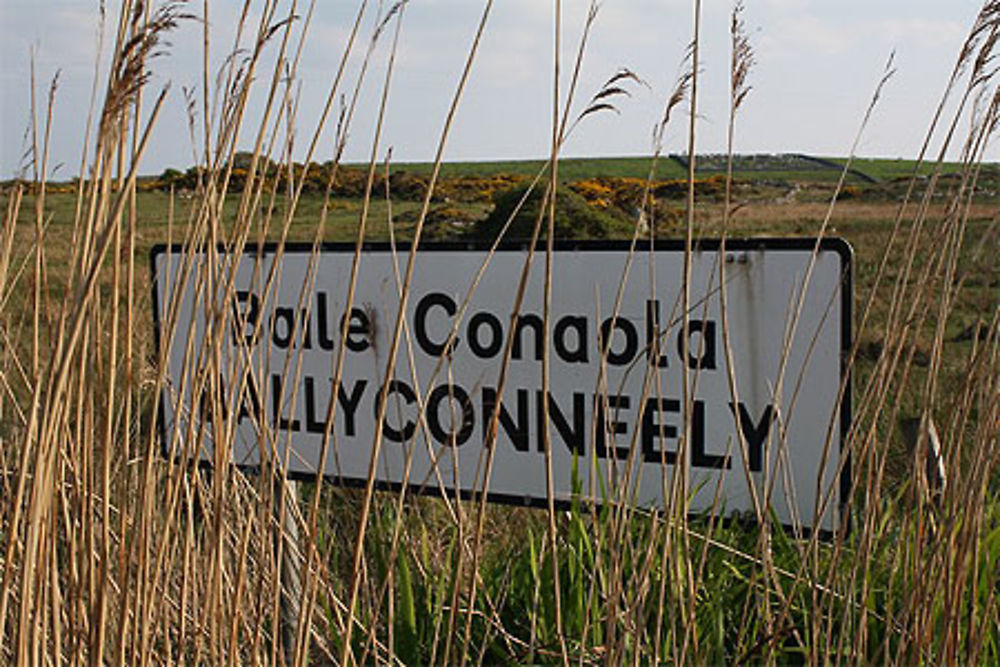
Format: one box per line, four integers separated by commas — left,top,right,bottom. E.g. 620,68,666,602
768,14,853,56
875,18,964,50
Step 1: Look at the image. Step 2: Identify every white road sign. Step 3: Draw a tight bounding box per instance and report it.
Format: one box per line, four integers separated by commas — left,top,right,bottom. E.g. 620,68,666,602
152,239,852,534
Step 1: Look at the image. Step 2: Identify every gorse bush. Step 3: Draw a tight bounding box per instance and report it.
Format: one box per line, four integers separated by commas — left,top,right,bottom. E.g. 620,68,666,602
468,183,636,241
1,0,998,664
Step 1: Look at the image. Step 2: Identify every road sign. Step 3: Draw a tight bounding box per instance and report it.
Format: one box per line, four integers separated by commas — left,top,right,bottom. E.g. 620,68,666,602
151,239,852,534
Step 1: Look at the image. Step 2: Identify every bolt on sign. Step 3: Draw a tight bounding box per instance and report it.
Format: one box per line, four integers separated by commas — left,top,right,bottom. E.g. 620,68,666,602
151,239,852,535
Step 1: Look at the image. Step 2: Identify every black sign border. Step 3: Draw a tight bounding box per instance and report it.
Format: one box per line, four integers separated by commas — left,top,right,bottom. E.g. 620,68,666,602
150,237,853,539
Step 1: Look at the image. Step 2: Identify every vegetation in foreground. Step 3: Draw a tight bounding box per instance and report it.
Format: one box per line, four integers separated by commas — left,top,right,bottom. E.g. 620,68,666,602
1,0,998,664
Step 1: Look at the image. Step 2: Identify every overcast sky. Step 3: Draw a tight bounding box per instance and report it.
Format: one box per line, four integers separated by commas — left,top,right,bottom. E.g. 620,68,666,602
0,0,988,178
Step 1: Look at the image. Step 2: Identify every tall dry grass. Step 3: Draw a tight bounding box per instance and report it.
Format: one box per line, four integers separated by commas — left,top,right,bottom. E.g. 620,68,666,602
1,0,998,664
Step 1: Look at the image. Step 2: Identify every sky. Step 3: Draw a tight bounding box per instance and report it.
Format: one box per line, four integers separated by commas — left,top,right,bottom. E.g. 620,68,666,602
0,0,988,178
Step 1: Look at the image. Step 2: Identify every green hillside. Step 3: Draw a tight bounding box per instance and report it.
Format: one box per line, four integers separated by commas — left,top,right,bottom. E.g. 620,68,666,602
372,153,976,184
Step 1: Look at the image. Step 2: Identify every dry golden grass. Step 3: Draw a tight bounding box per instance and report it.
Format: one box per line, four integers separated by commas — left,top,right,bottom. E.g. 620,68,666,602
1,0,998,664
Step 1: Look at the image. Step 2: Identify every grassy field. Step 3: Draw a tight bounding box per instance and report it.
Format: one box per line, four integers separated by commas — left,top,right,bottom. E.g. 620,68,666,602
4,156,999,664
365,153,981,184
826,156,956,181
384,155,685,181
2,0,999,664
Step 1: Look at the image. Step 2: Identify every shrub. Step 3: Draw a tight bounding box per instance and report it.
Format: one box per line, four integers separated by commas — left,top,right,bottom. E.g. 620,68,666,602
467,183,636,242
